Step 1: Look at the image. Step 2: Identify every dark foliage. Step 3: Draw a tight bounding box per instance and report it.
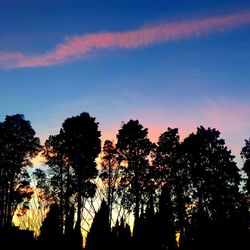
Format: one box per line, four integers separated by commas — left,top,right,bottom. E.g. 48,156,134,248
0,113,248,250
39,203,62,244
0,114,40,231
116,120,153,229
85,200,110,250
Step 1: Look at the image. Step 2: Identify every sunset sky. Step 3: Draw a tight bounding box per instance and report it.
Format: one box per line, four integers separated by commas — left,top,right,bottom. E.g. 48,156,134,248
1,0,250,167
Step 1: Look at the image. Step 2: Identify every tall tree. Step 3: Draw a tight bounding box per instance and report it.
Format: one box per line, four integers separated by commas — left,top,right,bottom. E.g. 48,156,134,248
116,120,153,238
182,126,244,249
157,184,176,250
44,133,74,235
0,114,40,230
153,128,180,186
44,112,101,243
61,112,101,224
153,128,185,248
183,127,241,221
100,140,120,227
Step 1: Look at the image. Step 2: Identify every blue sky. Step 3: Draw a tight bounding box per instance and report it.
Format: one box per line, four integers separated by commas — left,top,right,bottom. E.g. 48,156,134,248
1,0,250,166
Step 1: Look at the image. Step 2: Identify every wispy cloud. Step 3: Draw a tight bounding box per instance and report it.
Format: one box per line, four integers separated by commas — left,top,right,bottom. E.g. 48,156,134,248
1,10,250,69
130,99,250,166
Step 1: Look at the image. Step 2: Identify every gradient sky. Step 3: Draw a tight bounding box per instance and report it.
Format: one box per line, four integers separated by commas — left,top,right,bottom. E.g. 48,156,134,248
1,0,250,167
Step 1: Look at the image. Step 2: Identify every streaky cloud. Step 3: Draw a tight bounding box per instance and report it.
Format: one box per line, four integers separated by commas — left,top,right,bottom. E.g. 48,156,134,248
1,10,250,69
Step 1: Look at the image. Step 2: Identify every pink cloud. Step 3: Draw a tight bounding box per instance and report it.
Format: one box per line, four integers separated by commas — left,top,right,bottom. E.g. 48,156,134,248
199,101,250,134
0,10,250,69
99,97,250,145
128,100,250,165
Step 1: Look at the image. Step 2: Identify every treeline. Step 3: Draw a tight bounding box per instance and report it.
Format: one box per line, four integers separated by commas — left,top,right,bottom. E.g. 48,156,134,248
0,112,249,250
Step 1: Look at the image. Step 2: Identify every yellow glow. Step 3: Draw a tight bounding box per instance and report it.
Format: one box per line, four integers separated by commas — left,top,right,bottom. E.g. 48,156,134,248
176,230,180,247
30,152,46,166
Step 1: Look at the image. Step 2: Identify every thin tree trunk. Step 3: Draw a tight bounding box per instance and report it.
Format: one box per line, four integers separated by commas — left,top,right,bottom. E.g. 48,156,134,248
108,157,112,227
59,163,64,236
0,175,6,230
6,177,14,228
77,168,82,224
65,163,70,235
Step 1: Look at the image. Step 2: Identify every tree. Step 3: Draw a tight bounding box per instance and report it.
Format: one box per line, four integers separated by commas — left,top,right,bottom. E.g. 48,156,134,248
111,217,131,250
157,184,176,250
116,120,153,238
44,133,75,236
241,138,250,195
100,140,120,227
60,112,101,225
44,112,101,243
182,126,245,249
0,114,40,230
183,127,240,220
39,203,61,245
153,128,187,247
85,200,110,250
64,204,75,242
240,138,250,247
153,128,180,186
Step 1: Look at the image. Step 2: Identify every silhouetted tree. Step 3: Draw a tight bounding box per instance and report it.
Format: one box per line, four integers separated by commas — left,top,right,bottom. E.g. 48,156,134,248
1,112,248,249
153,128,180,186
111,217,131,250
241,138,250,195
240,138,250,247
153,128,187,247
100,140,120,227
64,204,76,243
182,126,245,249
116,120,153,240
39,203,62,246
71,220,84,250
85,200,110,250
0,114,40,230
44,112,101,243
157,184,176,250
31,168,52,207
60,112,101,226
44,132,75,236
142,194,158,250
32,168,47,190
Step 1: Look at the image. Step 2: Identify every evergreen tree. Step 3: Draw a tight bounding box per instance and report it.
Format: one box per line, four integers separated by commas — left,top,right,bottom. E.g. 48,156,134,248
111,218,131,250
39,203,62,246
85,200,110,250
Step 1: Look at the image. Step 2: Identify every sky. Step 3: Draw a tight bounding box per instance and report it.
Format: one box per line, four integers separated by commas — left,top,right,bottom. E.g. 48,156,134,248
1,0,250,167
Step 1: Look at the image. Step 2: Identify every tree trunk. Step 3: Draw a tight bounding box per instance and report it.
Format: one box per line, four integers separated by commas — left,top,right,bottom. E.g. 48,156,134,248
65,163,70,235
59,164,64,236
77,168,82,225
108,157,112,227
6,177,14,228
